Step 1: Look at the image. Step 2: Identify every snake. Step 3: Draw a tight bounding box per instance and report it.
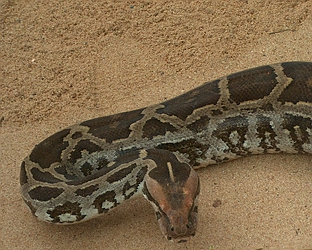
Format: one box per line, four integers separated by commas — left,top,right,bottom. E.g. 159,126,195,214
20,61,312,243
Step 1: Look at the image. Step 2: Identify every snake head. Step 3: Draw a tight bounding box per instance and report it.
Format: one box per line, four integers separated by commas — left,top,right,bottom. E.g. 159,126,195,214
142,153,200,243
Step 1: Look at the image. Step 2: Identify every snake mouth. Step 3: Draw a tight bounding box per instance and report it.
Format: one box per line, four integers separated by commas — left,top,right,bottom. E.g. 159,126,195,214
176,239,188,243
167,234,194,243
174,238,189,243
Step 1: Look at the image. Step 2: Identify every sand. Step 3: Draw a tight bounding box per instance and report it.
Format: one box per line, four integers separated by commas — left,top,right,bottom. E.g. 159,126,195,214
1,0,312,249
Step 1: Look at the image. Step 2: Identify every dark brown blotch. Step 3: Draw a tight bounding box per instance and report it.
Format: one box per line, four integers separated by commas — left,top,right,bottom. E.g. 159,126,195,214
227,65,278,105
142,117,178,140
93,190,117,213
47,201,85,223
29,129,70,169
75,184,99,197
157,79,221,120
28,186,64,201
80,109,144,143
106,163,137,183
278,62,312,104
31,168,63,183
80,162,94,176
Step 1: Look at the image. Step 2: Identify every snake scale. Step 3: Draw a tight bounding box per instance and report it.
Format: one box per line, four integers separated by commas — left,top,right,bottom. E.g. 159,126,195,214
21,61,312,243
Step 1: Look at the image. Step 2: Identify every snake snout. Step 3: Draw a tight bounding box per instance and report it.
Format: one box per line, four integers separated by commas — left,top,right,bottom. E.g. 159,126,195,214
163,209,197,243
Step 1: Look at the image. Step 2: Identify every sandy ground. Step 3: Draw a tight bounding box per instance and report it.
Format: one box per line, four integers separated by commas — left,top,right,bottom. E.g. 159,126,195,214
1,0,312,249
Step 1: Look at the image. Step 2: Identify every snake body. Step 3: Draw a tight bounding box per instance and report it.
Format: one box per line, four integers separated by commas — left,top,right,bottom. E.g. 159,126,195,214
20,61,312,242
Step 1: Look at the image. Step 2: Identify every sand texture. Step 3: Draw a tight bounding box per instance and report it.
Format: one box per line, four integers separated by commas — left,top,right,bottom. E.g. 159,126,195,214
1,0,312,249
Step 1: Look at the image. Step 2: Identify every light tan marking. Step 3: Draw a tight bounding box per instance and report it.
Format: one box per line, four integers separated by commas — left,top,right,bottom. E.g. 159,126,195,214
167,162,175,183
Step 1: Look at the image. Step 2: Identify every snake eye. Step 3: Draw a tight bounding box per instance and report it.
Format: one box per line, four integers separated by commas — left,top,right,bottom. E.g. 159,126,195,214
170,226,174,232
